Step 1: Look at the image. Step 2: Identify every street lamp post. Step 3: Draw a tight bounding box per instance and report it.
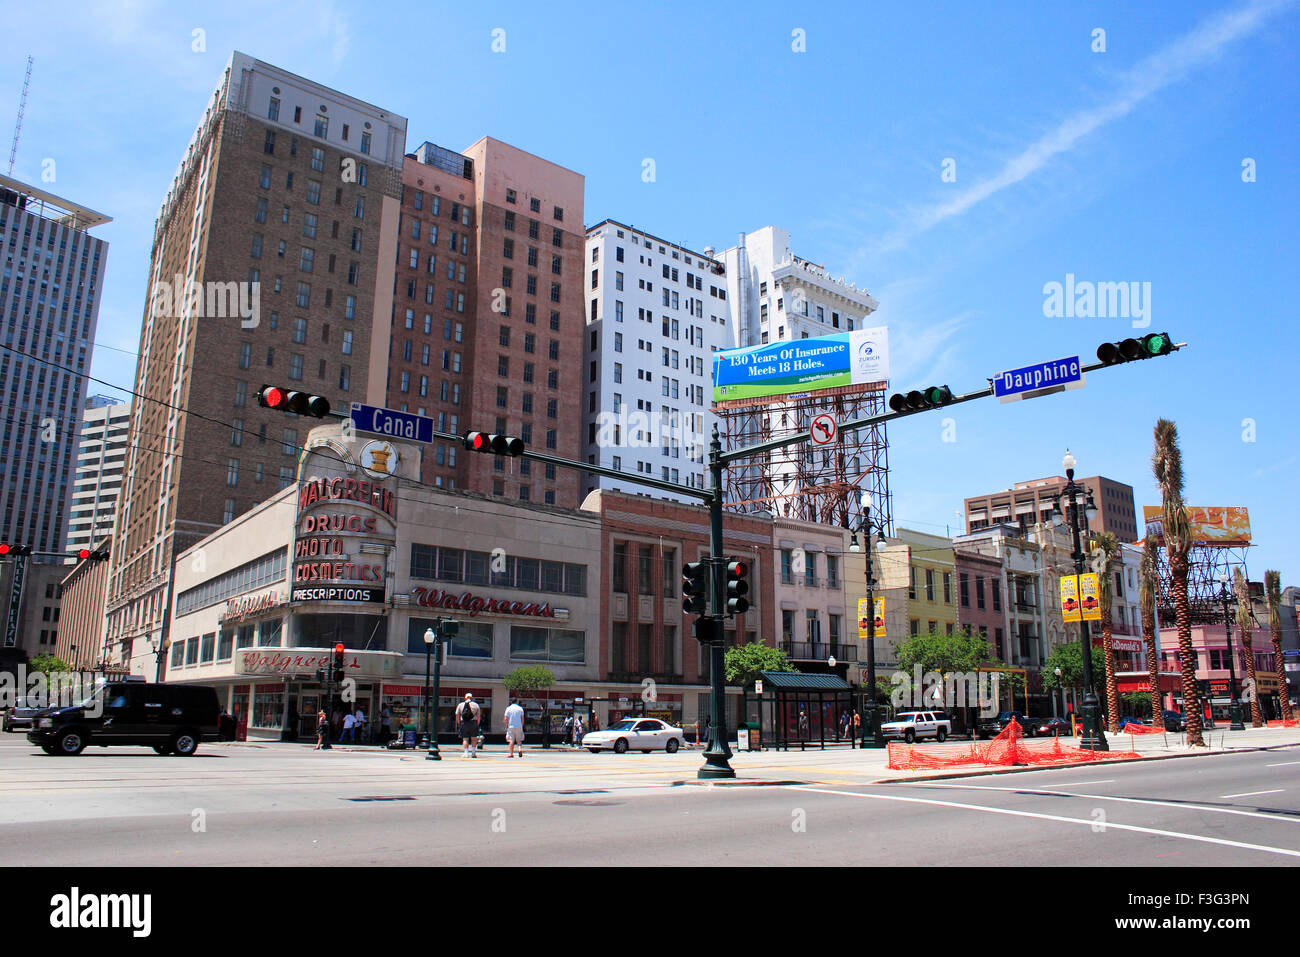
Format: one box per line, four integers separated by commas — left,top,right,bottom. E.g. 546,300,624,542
428,618,454,760
849,491,889,749
422,628,435,753
1053,666,1062,719
1051,450,1108,751
1217,575,1246,731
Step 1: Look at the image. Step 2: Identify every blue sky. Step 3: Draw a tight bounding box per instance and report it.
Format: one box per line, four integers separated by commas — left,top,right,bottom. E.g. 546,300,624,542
4,0,1297,577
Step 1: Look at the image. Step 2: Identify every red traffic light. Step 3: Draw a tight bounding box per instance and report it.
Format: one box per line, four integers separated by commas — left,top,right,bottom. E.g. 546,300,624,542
726,560,749,578
462,431,525,456
334,643,345,654
78,548,91,560
463,431,490,452
258,385,331,418
0,543,32,557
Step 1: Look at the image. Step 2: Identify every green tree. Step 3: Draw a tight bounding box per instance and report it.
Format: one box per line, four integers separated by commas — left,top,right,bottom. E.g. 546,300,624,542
502,665,556,695
28,653,71,676
724,642,796,687
892,628,994,675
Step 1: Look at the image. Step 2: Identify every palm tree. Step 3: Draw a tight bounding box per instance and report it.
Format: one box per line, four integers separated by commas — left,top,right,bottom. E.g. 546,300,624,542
1140,535,1163,725
1152,419,1204,746
1092,531,1122,732
1233,568,1263,727
1265,571,1293,722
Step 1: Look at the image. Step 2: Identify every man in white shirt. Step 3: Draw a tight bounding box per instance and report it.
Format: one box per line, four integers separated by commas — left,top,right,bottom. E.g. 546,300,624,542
504,698,526,758
353,707,367,744
341,710,357,743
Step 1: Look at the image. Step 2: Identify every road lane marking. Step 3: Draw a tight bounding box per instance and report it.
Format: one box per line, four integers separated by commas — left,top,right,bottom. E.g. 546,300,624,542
900,782,1300,825
1221,789,1284,799
1266,762,1300,767
786,786,1300,859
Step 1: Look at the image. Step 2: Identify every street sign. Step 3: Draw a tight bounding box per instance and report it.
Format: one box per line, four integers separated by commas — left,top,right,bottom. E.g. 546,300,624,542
994,356,1085,403
810,413,838,445
349,403,434,444
754,680,763,695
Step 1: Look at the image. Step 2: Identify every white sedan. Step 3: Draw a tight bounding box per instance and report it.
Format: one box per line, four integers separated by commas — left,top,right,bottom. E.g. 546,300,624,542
582,718,686,754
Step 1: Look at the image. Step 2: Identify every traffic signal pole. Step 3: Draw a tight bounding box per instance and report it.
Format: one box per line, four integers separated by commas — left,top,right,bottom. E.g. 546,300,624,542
699,426,735,779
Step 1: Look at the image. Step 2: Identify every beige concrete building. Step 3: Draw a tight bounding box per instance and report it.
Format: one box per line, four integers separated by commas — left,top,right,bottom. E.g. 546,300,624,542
771,517,854,678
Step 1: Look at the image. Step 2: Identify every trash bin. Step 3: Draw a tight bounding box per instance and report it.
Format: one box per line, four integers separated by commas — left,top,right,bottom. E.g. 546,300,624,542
747,721,761,751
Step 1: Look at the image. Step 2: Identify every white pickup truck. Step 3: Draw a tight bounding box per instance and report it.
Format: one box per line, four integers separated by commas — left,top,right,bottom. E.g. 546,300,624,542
880,710,952,743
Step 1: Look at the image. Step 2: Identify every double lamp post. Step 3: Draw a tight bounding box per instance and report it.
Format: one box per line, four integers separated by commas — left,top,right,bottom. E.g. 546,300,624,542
848,490,889,749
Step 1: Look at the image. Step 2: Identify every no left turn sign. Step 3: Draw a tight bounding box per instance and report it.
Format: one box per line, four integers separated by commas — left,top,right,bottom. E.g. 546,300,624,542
811,414,838,445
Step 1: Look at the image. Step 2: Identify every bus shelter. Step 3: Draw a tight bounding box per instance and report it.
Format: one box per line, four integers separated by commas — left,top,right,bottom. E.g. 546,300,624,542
746,671,857,751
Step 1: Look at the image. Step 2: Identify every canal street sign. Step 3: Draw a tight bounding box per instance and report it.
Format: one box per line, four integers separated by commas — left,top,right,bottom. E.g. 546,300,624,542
350,403,434,444
994,356,1085,403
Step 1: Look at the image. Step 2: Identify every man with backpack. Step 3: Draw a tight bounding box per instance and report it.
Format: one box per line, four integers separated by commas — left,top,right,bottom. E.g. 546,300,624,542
456,693,481,758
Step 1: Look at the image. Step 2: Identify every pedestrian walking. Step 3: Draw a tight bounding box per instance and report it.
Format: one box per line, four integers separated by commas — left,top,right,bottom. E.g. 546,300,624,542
563,714,574,748
838,710,850,740
504,698,526,757
456,693,481,757
340,710,357,743
314,710,328,750
572,715,585,748
798,710,809,741
353,706,367,744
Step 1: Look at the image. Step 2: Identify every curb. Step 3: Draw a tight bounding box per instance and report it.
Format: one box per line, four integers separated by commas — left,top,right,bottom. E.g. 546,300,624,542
866,741,1300,784
670,779,810,788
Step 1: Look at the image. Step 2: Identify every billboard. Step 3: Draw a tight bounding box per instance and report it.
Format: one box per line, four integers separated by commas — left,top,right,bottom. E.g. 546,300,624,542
713,327,889,403
1141,506,1251,547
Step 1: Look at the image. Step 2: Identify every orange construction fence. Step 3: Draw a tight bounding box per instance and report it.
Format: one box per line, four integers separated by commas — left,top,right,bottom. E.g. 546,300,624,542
1267,719,1300,728
887,718,1143,771
1118,721,1166,735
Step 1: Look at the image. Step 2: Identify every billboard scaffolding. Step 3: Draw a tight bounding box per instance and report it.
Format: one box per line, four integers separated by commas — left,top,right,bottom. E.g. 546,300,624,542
1142,507,1252,625
714,382,893,534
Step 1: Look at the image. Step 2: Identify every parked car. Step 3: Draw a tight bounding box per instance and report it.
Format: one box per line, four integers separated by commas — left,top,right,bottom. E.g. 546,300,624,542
880,710,952,743
582,718,685,754
27,682,229,756
1036,716,1072,736
3,697,46,733
1118,716,1148,729
1162,710,1186,732
977,711,1037,739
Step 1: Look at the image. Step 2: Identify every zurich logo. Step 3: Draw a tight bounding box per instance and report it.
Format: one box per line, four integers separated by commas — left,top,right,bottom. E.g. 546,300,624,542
859,341,876,358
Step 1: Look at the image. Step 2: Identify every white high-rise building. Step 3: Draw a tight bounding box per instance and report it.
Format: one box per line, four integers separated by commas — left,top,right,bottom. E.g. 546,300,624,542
65,398,131,555
715,225,878,349
714,226,882,527
581,220,731,501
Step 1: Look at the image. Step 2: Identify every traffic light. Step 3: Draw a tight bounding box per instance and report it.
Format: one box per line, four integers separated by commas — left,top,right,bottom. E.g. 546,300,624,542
75,547,110,562
439,618,459,639
682,561,709,615
0,544,32,557
1096,332,1174,365
692,617,719,644
725,560,750,616
332,643,346,682
888,385,953,413
462,431,525,456
257,385,331,418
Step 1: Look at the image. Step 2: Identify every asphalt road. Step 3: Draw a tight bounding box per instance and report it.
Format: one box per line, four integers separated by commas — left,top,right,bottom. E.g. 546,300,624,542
2,736,1298,866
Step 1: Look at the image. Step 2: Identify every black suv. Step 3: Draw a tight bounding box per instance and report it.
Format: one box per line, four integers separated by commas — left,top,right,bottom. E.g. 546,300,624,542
976,710,1037,739
27,682,228,756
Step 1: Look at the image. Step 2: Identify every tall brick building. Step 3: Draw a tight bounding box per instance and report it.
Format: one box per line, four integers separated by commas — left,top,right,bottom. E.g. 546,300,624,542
104,52,406,669
385,138,585,505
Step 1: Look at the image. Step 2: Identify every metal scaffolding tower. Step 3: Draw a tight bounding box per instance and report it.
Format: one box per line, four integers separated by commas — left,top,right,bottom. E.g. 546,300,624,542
714,382,893,534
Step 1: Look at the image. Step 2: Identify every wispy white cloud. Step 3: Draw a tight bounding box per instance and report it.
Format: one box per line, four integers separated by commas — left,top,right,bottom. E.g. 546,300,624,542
874,0,1295,255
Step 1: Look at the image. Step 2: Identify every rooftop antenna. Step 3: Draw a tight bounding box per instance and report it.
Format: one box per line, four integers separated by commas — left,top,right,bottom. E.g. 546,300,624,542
8,55,34,176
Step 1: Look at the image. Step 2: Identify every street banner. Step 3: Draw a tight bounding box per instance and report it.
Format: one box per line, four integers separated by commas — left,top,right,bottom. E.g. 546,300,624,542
1079,573,1101,621
1060,576,1081,623
713,327,889,403
858,597,885,639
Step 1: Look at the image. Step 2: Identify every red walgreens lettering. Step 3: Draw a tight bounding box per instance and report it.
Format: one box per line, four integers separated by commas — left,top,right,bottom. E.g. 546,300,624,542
408,587,553,619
